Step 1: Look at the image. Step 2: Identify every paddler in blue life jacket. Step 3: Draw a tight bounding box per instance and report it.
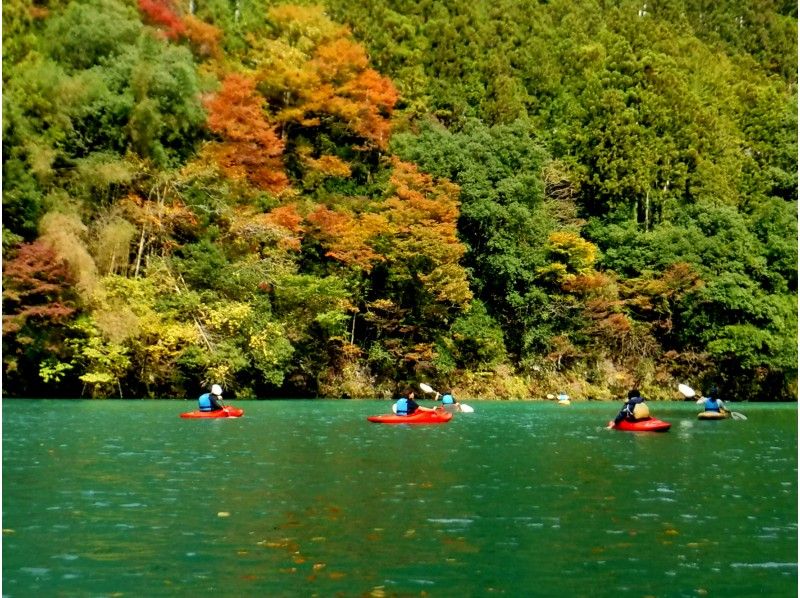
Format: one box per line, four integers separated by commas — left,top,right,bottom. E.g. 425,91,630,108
394,388,437,416
198,384,224,412
610,388,650,426
439,389,459,408
697,386,726,413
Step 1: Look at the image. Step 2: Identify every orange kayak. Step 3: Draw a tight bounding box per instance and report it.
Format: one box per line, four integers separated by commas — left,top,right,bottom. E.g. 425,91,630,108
180,406,244,419
367,408,452,424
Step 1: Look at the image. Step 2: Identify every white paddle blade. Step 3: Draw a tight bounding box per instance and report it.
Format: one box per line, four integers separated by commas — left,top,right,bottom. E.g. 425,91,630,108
392,403,398,414
419,383,435,394
460,404,474,413
678,383,695,398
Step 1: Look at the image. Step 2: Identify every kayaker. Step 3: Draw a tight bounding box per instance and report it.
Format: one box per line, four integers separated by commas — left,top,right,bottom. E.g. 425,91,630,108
439,390,460,407
697,386,726,413
395,388,437,416
610,389,649,426
198,384,225,412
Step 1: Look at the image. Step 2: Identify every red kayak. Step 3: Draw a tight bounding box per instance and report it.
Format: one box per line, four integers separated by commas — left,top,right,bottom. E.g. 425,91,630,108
180,405,244,419
368,408,453,424
609,417,670,432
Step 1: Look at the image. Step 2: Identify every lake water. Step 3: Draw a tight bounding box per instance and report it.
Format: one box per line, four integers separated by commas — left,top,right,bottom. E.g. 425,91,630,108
3,400,797,597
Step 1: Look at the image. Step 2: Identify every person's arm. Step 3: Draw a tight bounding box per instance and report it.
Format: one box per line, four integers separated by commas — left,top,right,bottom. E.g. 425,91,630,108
412,399,437,412
613,401,631,424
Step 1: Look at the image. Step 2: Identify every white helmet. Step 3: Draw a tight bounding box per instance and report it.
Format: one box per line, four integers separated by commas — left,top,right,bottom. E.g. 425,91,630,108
211,384,223,395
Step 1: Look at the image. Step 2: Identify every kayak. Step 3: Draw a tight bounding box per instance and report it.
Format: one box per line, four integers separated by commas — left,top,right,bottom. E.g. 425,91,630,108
609,417,671,432
368,408,453,424
698,411,729,420
180,406,244,419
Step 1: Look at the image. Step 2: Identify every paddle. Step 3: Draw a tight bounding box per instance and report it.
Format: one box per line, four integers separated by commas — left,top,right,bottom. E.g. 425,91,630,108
678,383,747,420
419,383,474,413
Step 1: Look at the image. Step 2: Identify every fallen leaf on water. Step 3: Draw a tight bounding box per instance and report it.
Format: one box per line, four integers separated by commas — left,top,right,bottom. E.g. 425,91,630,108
329,571,346,580
664,529,679,536
217,511,230,518
312,563,326,571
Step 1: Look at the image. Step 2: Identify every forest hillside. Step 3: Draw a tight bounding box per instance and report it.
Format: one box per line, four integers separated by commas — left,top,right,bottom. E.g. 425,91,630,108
3,0,797,400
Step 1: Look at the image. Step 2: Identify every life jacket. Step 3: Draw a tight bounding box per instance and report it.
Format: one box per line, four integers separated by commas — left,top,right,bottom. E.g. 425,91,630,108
198,392,213,411
395,397,410,415
704,397,720,412
441,394,455,405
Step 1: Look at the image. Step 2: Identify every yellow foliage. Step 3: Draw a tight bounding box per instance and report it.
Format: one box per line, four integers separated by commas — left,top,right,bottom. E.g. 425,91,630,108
202,302,253,335
546,231,598,275
39,211,98,299
249,322,288,363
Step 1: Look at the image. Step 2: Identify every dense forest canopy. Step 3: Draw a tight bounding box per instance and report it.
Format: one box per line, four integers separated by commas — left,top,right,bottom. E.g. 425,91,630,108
2,0,796,400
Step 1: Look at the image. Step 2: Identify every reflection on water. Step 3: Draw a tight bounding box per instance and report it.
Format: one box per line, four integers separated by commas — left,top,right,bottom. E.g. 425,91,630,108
3,399,797,597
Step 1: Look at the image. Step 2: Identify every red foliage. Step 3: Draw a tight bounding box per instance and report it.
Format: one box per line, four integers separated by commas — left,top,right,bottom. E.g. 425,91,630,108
2,241,77,332
138,0,185,40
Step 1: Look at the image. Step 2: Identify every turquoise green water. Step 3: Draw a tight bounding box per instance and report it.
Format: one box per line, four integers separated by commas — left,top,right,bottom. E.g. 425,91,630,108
3,400,797,597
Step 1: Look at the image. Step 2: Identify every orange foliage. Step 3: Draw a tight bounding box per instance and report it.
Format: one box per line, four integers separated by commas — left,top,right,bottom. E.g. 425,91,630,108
265,204,304,234
306,205,387,271
339,68,398,147
267,32,398,150
312,38,369,82
385,159,461,228
205,74,289,193
182,14,222,59
228,207,302,253
383,160,471,307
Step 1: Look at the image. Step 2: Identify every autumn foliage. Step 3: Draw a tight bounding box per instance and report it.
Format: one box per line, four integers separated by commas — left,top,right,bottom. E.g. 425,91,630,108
137,0,184,40
181,14,221,59
306,205,387,271
3,241,78,334
205,74,289,193
2,0,794,401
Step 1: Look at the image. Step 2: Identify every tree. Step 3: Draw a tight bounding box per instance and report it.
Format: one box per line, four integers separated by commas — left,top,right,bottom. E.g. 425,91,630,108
204,73,289,193
3,240,81,394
